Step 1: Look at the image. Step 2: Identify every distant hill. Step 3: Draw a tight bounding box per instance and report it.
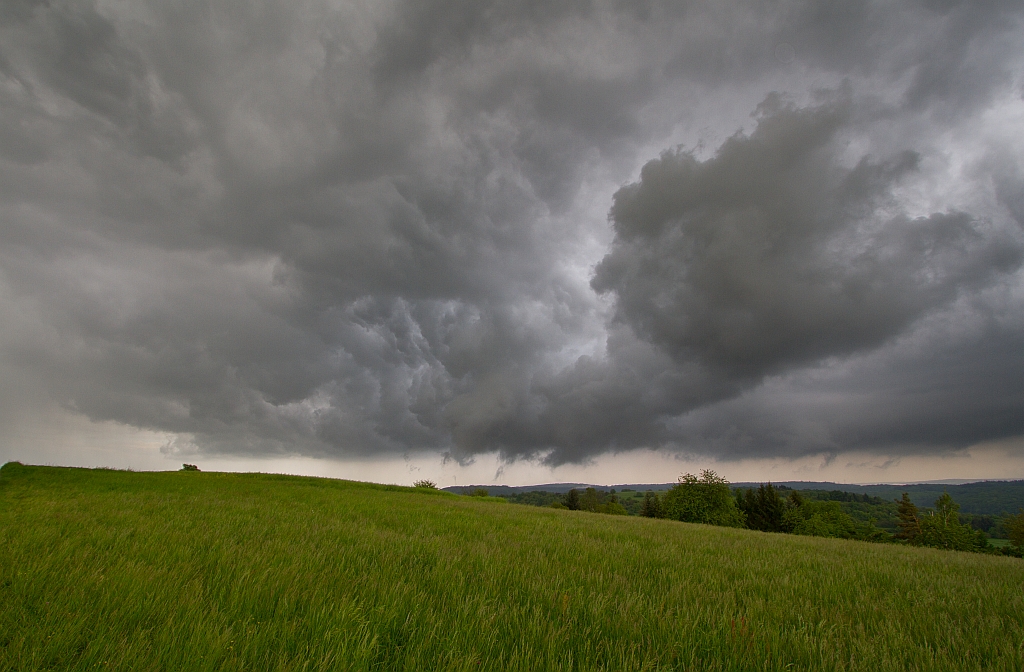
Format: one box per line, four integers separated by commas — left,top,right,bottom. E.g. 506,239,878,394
445,479,1024,515
446,483,597,496
804,481,1024,515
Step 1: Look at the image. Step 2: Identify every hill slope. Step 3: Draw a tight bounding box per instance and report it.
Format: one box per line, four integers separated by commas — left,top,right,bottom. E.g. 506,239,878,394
1,463,1022,671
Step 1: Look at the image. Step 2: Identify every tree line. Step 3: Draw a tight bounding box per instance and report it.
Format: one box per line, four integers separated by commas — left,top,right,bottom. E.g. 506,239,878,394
550,487,628,515
463,474,1023,554
626,470,1024,556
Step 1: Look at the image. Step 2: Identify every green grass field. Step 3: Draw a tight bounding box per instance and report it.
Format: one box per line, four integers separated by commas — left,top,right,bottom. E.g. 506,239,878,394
1,463,1022,671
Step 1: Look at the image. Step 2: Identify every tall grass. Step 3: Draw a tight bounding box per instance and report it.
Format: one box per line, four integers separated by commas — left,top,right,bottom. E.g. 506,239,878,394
1,462,1021,671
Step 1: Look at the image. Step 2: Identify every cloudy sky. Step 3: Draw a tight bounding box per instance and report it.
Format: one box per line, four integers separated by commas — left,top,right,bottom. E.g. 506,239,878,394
1,0,1023,485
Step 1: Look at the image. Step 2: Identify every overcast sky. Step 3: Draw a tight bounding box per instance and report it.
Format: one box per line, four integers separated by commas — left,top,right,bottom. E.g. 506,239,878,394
1,0,1023,485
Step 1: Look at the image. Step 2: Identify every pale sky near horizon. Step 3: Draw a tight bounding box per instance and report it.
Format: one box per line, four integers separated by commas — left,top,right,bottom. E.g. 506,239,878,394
5,403,1023,486
1,0,1023,486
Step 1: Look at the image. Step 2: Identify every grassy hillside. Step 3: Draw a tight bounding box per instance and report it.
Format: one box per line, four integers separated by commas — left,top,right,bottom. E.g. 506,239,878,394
1,463,1022,671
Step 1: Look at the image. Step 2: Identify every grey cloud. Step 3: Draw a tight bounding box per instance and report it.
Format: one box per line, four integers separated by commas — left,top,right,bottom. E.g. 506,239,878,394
0,0,1022,468
442,92,1024,464
41,8,145,125
658,0,1023,124
901,8,1020,119
661,293,1024,459
371,0,597,84
987,152,1024,228
593,94,1022,378
2,1,197,163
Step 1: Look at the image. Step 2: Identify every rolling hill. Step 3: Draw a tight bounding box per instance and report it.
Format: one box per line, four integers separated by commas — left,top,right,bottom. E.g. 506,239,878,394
2,463,1022,671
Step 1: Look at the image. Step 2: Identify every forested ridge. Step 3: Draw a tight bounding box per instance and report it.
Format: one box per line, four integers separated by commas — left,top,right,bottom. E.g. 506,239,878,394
447,480,1024,514
448,477,1024,555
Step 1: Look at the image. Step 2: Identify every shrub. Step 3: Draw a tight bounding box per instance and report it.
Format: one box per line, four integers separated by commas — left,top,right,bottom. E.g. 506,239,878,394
598,501,629,516
180,464,200,472
662,470,745,528
413,479,437,489
784,500,857,539
913,493,990,553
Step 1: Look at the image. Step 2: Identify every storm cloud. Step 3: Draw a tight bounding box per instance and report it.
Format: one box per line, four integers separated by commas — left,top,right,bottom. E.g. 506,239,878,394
0,0,1022,468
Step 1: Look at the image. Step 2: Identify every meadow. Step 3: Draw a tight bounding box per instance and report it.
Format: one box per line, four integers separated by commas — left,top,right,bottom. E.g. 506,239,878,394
1,462,1022,671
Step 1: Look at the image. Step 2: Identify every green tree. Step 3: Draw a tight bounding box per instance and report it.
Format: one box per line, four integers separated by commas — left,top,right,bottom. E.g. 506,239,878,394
783,500,858,539
738,483,786,532
639,491,664,518
563,489,581,511
1006,510,1024,551
598,493,629,515
916,493,989,552
934,492,958,527
662,470,745,528
580,487,601,512
895,493,921,542
594,492,627,515
413,479,437,489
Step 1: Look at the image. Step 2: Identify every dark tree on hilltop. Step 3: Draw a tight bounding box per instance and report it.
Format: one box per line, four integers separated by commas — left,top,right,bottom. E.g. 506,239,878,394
563,489,581,511
640,491,664,518
739,483,787,533
895,493,921,542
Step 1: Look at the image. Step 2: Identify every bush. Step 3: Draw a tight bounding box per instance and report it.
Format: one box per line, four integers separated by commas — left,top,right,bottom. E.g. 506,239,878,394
598,501,629,516
784,500,857,539
180,464,200,472
662,470,745,528
413,479,437,489
913,493,991,553
470,488,489,497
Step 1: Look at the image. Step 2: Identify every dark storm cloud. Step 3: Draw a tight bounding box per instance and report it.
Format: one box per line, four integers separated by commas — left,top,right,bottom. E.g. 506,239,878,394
661,295,1024,459
444,93,1024,465
0,0,1022,465
593,94,1020,378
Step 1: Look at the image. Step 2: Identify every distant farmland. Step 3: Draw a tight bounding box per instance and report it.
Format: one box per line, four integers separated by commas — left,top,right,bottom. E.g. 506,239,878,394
2,463,1022,671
